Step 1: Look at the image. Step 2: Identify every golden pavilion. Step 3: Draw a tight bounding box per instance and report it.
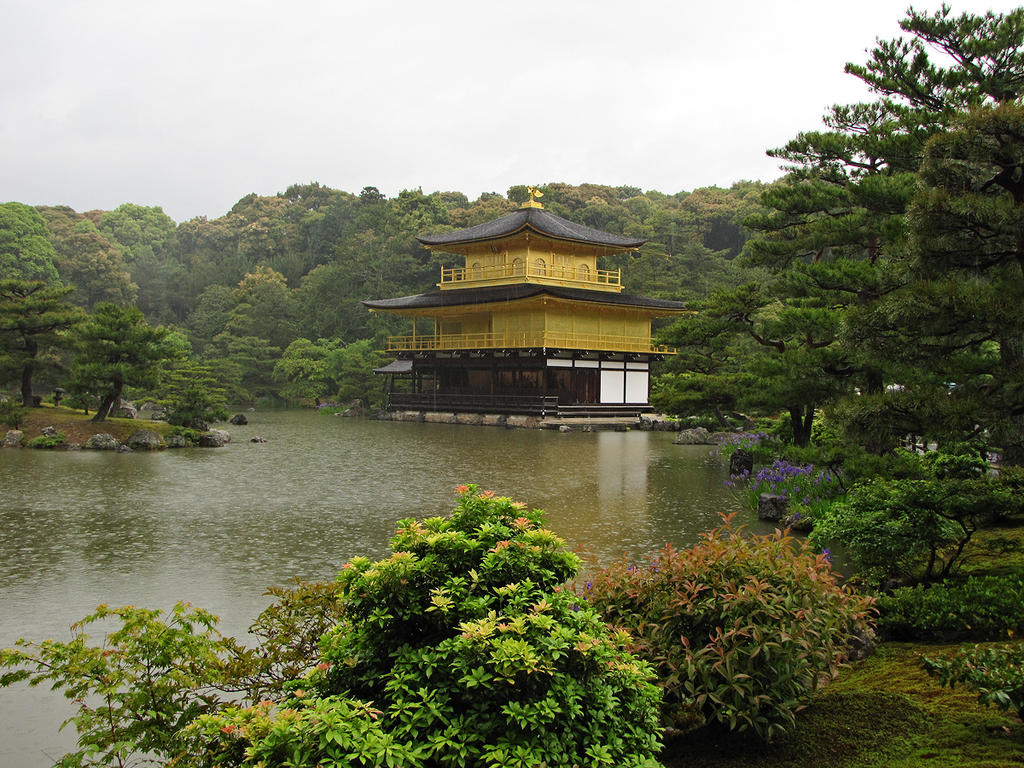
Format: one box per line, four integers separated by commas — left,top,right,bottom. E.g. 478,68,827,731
363,190,689,418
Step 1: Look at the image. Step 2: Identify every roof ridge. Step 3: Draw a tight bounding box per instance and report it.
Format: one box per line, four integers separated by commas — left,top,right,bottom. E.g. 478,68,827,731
417,207,645,250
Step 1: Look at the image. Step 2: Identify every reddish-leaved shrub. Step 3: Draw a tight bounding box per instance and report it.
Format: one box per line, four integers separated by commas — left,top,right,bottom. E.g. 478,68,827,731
582,514,875,741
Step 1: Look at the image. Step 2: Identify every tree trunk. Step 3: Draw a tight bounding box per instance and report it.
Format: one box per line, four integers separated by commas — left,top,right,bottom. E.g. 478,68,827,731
92,382,123,423
20,339,37,407
789,404,815,447
20,362,35,407
864,367,884,396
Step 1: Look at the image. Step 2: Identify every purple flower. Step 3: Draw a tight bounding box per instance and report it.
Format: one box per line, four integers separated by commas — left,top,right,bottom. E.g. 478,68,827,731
821,548,833,564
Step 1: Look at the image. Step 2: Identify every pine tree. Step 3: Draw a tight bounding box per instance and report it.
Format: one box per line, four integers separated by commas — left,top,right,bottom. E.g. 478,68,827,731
737,5,1024,452
69,304,170,422
0,280,83,406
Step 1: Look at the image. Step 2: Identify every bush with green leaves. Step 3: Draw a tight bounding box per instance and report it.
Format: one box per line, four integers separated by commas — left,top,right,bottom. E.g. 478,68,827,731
191,485,663,768
923,642,1024,721
875,574,1024,641
582,516,874,741
0,603,234,767
27,431,66,449
169,425,206,445
0,397,26,429
0,582,344,767
809,475,1023,587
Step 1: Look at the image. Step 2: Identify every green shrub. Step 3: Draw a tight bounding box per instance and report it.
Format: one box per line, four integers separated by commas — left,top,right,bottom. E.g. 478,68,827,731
782,443,928,485
0,397,26,429
921,442,990,479
169,425,204,445
0,604,235,767
923,642,1024,720
27,432,66,449
875,574,1024,641
193,485,663,768
583,517,875,741
811,475,1024,587
0,582,345,767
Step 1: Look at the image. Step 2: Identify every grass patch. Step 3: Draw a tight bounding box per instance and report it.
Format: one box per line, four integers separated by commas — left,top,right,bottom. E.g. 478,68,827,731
663,643,1023,768
15,404,175,446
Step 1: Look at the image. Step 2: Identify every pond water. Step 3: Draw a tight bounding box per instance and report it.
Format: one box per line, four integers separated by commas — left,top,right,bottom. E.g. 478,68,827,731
0,410,749,766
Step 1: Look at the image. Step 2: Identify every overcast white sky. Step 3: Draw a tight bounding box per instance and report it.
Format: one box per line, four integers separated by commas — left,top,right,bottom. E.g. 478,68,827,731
1,0,1019,223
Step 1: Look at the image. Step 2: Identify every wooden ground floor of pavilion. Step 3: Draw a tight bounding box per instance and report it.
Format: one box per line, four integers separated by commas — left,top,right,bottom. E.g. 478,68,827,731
377,348,664,418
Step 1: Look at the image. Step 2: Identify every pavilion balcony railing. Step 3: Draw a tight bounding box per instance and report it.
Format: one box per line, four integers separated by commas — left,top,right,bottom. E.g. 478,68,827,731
439,262,621,290
384,331,675,355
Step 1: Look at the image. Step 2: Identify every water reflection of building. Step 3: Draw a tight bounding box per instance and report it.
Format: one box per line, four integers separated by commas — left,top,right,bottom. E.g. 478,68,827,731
364,189,689,418
597,432,650,503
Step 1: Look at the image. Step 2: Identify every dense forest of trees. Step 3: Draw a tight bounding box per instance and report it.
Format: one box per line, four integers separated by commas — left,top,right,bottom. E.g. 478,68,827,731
0,180,768,406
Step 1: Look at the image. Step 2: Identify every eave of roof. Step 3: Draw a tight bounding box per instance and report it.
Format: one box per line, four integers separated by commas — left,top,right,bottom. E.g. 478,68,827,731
374,359,413,375
417,207,645,250
362,284,687,312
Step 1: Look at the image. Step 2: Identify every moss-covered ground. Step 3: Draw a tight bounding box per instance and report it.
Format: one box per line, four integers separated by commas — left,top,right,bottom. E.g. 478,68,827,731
661,516,1024,767
13,404,175,445
662,642,1023,767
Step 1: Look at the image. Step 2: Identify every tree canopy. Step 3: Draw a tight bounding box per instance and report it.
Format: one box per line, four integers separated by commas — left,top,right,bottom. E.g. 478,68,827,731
0,203,60,284
0,280,82,406
68,304,172,422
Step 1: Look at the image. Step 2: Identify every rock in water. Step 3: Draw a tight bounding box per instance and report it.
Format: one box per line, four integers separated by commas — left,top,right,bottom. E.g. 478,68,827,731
229,413,248,425
198,431,227,447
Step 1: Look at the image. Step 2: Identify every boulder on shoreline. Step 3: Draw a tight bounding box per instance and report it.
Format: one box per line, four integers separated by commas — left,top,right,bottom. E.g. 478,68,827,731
758,493,789,522
729,449,754,477
84,433,119,450
638,414,679,431
126,430,166,450
673,427,711,445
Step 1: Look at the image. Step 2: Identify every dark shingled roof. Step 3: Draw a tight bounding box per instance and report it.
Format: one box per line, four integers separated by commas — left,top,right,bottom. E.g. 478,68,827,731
417,207,645,250
362,284,687,312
